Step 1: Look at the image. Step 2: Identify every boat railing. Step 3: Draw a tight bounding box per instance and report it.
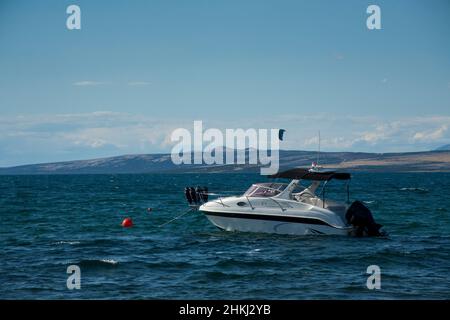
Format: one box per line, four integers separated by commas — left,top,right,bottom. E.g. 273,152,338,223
215,197,230,207
268,197,286,212
245,196,255,210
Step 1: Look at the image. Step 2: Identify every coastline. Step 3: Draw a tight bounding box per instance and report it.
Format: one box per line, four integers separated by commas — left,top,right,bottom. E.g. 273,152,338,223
2,150,450,175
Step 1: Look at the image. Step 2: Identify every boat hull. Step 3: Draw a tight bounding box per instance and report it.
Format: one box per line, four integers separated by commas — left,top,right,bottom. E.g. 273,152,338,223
202,210,351,236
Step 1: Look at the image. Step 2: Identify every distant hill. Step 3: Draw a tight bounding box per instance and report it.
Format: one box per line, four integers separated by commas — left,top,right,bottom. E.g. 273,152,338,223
1,149,450,174
435,144,450,151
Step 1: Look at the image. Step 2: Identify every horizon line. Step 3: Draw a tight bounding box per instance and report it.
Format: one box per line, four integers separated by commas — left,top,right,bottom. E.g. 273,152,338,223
2,147,449,169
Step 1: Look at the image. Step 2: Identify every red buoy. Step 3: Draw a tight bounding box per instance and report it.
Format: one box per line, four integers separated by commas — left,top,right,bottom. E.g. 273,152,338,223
121,217,133,228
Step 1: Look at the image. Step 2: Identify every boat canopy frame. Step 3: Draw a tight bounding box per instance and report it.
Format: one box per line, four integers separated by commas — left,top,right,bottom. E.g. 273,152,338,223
269,168,351,181
270,168,351,207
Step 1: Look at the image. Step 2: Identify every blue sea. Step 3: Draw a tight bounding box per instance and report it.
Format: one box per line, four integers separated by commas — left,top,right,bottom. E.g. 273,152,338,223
0,173,449,299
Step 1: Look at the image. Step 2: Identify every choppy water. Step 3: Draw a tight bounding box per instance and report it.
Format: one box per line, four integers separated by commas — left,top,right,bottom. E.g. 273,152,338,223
0,173,449,299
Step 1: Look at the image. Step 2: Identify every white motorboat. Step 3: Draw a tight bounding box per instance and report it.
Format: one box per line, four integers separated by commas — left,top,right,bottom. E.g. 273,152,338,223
194,167,383,236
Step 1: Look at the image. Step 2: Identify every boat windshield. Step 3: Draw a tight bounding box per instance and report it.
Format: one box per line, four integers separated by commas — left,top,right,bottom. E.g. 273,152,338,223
243,183,288,198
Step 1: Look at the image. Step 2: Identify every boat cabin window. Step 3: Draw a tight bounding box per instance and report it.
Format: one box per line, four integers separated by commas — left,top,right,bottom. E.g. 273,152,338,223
243,183,287,198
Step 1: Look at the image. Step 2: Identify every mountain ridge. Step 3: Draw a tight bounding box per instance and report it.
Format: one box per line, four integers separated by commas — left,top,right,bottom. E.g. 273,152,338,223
1,149,450,174
435,144,450,151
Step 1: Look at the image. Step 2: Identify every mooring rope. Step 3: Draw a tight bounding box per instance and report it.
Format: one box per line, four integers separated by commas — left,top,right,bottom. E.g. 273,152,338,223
158,207,197,228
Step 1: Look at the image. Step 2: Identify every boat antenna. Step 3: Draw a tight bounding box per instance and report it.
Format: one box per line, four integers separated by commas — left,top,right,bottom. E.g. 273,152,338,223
317,130,320,166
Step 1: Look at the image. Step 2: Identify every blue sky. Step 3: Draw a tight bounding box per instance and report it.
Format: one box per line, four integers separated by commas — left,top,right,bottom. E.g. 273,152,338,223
0,0,449,166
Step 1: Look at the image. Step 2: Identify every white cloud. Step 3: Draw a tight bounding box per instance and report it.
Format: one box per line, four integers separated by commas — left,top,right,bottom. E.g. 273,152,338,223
73,81,108,86
359,131,386,143
0,112,180,160
304,136,353,149
413,125,448,142
270,115,450,151
349,117,450,150
1,112,450,166
354,123,396,144
334,53,344,60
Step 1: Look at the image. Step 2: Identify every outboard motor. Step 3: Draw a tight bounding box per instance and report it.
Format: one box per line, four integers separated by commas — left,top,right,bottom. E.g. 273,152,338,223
202,186,208,202
195,186,203,204
184,187,193,205
184,186,210,206
346,201,383,237
189,187,198,205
